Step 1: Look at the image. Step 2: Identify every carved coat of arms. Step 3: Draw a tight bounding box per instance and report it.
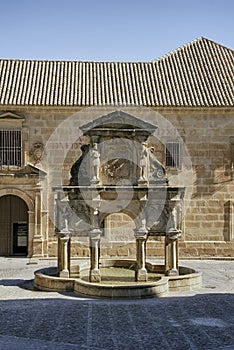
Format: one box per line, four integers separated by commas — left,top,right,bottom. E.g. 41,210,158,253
30,142,44,164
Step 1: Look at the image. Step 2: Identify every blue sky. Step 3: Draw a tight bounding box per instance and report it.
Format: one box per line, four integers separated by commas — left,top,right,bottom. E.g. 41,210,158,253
0,0,233,61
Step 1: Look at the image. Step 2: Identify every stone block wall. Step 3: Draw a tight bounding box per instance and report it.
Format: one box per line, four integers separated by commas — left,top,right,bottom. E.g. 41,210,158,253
158,108,234,250
0,105,233,258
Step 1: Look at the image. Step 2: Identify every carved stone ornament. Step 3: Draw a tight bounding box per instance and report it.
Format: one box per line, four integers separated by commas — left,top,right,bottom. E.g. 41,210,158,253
30,142,44,164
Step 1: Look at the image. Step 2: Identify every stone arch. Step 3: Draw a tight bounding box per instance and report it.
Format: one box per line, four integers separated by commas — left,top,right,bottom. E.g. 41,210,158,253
0,189,34,211
0,189,35,257
101,211,136,243
99,202,142,229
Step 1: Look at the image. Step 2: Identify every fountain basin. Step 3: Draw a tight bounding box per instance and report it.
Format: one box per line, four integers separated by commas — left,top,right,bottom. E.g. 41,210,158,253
34,259,202,298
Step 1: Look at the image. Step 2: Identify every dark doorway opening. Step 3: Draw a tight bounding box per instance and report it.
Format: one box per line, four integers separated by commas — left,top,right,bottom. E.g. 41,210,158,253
0,195,28,256
13,222,28,255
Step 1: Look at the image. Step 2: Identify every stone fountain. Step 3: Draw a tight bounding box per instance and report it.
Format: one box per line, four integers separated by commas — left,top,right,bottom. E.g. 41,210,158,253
34,110,202,298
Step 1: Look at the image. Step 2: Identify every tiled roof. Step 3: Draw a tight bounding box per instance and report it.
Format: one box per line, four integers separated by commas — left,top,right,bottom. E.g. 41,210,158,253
0,37,233,107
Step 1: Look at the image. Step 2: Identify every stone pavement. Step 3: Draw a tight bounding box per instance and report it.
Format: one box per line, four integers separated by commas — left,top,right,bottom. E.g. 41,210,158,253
0,257,233,350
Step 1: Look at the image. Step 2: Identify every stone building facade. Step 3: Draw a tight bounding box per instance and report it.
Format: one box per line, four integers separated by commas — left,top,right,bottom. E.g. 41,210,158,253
0,37,233,258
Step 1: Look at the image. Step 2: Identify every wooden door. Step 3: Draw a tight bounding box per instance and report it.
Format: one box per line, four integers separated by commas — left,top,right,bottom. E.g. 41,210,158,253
0,195,28,256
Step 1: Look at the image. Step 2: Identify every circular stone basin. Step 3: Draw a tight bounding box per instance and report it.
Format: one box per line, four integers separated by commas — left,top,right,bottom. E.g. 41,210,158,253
34,259,202,299
75,264,167,298
81,267,162,285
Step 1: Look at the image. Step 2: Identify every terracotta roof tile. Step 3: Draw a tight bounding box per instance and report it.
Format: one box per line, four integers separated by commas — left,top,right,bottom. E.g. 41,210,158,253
0,37,233,107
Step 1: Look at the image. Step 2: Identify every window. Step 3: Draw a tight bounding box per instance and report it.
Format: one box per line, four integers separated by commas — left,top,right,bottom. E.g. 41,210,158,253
0,130,22,166
166,142,180,168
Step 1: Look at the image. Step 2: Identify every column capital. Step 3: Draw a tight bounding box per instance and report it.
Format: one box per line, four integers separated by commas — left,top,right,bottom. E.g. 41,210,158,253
135,234,147,240
59,233,70,242
134,228,148,240
166,229,181,241
90,228,102,241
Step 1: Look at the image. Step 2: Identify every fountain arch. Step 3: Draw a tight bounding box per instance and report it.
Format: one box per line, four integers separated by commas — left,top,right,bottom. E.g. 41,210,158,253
101,211,136,243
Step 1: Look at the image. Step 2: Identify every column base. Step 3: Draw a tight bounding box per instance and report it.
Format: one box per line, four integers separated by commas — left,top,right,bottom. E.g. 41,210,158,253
90,268,101,282
166,268,179,276
32,238,44,257
136,268,148,282
30,254,44,259
60,269,70,278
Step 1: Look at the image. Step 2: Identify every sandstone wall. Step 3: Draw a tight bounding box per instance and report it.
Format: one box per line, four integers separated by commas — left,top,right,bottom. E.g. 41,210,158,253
0,105,233,258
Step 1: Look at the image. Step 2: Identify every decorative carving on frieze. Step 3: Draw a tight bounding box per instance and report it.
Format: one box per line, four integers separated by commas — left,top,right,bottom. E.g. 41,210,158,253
166,199,183,238
148,146,167,183
146,202,170,233
103,158,132,180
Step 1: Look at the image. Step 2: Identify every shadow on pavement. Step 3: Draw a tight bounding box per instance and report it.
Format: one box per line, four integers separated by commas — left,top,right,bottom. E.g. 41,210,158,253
0,291,233,350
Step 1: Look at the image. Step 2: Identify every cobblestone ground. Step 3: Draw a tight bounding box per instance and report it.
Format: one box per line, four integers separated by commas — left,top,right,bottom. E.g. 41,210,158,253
0,258,233,350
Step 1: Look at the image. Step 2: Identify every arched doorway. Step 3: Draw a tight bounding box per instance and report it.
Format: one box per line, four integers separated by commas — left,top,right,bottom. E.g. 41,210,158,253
0,195,28,256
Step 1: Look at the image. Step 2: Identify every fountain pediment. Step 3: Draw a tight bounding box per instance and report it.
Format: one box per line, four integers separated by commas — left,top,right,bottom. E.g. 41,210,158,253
80,110,157,138
70,110,168,187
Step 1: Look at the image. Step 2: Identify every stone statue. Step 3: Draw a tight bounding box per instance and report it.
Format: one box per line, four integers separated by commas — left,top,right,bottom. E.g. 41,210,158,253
139,142,148,180
170,201,182,232
90,143,100,181
56,195,72,233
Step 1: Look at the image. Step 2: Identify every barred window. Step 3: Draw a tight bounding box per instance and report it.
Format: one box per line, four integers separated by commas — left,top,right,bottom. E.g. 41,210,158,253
166,142,180,168
0,130,22,166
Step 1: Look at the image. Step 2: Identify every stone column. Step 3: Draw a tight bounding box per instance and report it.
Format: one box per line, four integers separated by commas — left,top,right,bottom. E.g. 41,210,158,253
135,235,148,281
165,232,179,276
89,229,101,282
58,234,70,278
165,193,183,276
27,210,35,258
57,233,62,274
32,190,44,258
135,214,148,281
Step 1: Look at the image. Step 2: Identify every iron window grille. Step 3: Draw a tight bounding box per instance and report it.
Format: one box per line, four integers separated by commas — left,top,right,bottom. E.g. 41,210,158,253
166,142,180,168
0,130,22,167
